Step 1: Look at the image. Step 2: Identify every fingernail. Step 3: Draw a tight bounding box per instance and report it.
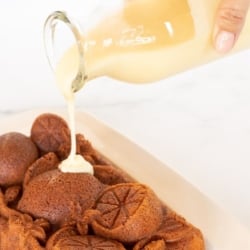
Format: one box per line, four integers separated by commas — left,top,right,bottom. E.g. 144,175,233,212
215,31,235,53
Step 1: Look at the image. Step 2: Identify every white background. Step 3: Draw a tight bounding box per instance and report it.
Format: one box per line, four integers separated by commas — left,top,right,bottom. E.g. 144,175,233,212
1,0,250,231
0,0,101,110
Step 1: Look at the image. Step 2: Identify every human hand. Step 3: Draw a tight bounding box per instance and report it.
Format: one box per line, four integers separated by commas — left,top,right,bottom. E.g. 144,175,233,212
213,0,250,53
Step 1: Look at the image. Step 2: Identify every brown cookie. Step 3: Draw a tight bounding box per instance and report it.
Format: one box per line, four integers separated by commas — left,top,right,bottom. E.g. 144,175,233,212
0,132,38,186
30,113,71,159
90,183,163,243
47,232,125,250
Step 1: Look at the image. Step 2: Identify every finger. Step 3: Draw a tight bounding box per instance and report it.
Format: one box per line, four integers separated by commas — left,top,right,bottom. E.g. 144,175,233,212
213,0,250,53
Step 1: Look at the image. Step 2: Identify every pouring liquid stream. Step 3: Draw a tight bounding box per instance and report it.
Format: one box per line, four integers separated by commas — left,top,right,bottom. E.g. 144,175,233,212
57,71,93,174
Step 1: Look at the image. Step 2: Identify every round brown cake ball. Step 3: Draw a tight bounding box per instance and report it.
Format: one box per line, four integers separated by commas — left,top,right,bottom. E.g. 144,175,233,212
47,231,126,250
0,132,39,186
91,183,164,243
30,113,71,159
53,235,125,250
17,169,104,227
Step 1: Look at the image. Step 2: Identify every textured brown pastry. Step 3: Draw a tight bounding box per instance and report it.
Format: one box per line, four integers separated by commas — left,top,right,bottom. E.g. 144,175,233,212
0,188,49,250
141,239,166,250
133,230,204,250
133,208,205,250
89,183,164,243
0,132,38,186
51,235,126,250
17,169,104,227
4,185,22,206
76,133,110,165
46,226,78,250
31,113,71,159
93,164,135,185
23,152,59,188
0,112,205,249
47,227,126,250
0,214,47,250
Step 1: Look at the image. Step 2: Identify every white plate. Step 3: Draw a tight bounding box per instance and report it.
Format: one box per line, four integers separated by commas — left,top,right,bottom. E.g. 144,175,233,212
1,108,250,250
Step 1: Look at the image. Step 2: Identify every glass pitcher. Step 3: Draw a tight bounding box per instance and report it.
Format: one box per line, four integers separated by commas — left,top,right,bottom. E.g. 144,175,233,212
44,0,250,96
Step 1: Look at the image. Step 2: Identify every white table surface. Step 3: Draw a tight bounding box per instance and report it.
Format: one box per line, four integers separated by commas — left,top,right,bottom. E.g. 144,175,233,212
1,0,250,231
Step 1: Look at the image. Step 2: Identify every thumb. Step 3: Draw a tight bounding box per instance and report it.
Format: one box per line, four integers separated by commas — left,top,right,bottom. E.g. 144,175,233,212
213,0,250,53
